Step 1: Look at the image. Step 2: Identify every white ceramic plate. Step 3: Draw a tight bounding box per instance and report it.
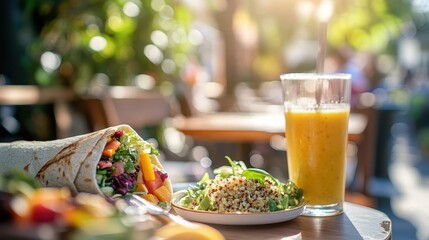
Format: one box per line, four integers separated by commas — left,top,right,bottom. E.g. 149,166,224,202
171,191,305,225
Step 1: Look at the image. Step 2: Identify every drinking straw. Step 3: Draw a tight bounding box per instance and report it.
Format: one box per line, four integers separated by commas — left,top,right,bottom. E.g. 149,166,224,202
316,21,328,74
316,0,333,106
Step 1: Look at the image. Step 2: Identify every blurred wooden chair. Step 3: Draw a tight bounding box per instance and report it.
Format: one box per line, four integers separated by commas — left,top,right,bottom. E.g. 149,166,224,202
346,92,379,206
78,86,173,132
0,85,76,139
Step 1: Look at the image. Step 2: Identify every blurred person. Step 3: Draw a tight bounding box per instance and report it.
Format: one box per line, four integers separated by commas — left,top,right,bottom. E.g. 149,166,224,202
325,46,370,106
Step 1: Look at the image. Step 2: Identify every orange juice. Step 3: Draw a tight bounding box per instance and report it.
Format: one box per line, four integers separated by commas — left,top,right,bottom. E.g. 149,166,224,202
286,108,349,205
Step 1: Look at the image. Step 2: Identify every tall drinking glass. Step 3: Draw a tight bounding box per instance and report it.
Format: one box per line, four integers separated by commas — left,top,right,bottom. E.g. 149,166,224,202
280,73,351,217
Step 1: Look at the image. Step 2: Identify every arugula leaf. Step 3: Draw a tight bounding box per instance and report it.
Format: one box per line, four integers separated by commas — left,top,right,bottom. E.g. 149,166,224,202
158,202,167,208
225,156,239,175
198,195,212,211
279,196,289,209
199,172,210,184
268,198,277,211
213,166,233,178
119,134,129,144
241,168,275,184
124,160,135,172
213,156,248,178
225,156,246,175
181,177,210,209
296,188,304,200
181,196,191,205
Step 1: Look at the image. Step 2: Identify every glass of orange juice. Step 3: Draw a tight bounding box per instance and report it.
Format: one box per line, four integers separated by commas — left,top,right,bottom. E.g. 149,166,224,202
280,73,351,217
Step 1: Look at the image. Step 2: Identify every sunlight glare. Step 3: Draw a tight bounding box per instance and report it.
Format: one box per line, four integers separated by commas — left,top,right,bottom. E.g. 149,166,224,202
89,36,107,51
151,0,165,12
162,59,176,74
188,29,204,46
151,30,168,49
40,51,61,73
296,1,314,21
135,74,155,90
144,44,163,64
318,0,333,22
123,1,140,17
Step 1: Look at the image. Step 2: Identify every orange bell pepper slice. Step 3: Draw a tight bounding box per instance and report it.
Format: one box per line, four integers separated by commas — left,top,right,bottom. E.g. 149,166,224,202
142,193,159,205
139,151,155,181
102,140,121,157
153,185,171,203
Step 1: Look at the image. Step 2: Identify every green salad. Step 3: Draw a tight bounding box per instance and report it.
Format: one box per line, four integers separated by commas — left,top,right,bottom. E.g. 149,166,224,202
180,157,304,213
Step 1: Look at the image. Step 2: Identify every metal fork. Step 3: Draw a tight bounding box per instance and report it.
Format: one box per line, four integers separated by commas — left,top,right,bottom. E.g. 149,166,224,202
123,194,195,227
123,194,225,240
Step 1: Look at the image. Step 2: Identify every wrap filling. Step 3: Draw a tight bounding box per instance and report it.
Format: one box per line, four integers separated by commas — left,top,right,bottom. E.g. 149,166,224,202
96,130,170,206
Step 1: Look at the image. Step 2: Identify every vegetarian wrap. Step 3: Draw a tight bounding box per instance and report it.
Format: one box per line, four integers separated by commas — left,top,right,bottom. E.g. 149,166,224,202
0,125,172,206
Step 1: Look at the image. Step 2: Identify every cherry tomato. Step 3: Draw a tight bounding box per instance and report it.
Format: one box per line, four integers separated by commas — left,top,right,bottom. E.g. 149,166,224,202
145,171,163,193
112,162,124,177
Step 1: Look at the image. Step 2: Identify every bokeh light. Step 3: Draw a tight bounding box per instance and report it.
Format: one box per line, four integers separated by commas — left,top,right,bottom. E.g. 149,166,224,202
123,1,140,17
144,44,164,64
40,51,61,73
89,36,107,51
134,74,155,90
151,0,166,12
188,29,204,46
151,30,169,49
161,59,176,74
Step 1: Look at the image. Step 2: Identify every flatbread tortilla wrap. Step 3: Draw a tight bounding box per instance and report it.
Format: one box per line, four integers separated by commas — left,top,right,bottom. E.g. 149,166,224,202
0,124,173,206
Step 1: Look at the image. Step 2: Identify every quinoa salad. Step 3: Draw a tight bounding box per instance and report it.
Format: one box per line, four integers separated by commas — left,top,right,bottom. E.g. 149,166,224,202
179,157,304,213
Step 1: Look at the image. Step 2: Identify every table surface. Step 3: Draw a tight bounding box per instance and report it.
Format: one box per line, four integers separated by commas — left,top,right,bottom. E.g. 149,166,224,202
206,202,391,240
0,85,75,105
171,111,367,143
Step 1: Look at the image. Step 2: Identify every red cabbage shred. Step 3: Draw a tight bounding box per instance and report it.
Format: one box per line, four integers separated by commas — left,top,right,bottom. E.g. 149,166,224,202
110,173,137,195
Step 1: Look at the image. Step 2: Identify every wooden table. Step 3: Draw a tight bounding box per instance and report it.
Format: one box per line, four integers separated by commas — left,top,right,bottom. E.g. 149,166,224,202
207,202,391,240
171,111,368,163
0,85,76,139
0,85,75,105
171,112,367,143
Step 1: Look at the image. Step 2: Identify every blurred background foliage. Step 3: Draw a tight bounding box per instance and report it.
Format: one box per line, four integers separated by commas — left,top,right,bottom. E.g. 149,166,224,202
24,0,416,91
330,0,412,53
27,0,194,94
